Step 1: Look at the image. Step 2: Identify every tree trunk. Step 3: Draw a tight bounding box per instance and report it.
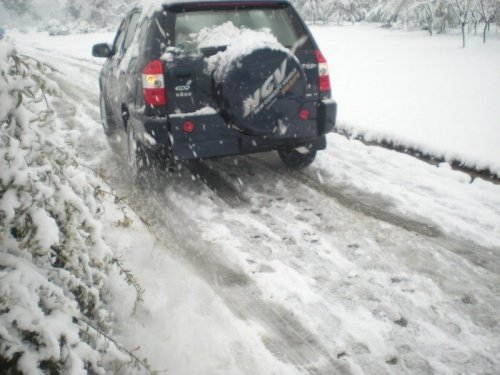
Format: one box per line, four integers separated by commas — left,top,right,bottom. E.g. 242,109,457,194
461,23,466,47
483,22,488,43
425,5,433,36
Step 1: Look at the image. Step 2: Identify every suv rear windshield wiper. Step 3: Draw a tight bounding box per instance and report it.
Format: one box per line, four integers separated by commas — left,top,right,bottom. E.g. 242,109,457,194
199,46,228,56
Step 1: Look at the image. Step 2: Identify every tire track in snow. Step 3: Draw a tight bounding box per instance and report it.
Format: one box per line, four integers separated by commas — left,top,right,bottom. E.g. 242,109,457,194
185,160,249,208
240,154,500,274
145,189,350,375
196,155,500,373
241,154,440,238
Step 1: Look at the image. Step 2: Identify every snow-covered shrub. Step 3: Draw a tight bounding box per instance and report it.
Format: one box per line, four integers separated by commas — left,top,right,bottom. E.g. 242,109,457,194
46,19,69,36
0,40,141,373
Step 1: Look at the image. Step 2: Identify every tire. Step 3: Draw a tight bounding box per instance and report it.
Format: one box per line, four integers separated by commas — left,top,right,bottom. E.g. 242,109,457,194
127,125,151,184
213,47,306,135
100,94,122,153
99,94,116,136
278,147,317,169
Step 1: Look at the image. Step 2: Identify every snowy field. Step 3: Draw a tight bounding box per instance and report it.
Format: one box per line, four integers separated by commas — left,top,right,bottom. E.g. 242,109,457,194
312,24,500,176
6,25,500,374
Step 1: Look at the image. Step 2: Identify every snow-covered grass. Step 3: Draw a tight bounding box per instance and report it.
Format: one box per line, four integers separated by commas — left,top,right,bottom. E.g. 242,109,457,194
312,23,500,176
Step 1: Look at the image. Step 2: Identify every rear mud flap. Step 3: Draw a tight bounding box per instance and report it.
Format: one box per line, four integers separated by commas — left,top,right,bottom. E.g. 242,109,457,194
318,100,337,135
301,135,326,151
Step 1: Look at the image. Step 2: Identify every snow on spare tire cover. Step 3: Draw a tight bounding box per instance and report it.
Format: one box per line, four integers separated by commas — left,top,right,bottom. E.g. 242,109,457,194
215,48,306,135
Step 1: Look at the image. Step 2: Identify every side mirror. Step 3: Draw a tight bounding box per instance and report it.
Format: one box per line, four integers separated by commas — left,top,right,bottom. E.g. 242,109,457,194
92,43,113,58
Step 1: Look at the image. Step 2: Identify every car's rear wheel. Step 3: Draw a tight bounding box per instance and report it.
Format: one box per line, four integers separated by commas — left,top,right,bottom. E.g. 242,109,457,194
100,94,122,152
278,146,317,169
100,94,116,136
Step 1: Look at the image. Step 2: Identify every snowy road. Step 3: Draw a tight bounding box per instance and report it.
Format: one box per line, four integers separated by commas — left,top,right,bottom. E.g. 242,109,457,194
17,42,500,374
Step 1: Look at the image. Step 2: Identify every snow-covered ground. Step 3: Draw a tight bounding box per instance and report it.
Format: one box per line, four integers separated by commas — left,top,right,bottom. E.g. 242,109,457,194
312,24,500,176
9,30,115,63
7,26,500,374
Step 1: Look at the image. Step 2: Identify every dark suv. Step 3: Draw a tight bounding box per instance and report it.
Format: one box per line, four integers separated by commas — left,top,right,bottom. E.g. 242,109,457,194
92,0,336,175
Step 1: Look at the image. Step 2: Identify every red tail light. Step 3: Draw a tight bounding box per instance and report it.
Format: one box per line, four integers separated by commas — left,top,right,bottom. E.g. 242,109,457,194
183,121,195,133
142,60,166,107
299,109,310,120
314,50,331,93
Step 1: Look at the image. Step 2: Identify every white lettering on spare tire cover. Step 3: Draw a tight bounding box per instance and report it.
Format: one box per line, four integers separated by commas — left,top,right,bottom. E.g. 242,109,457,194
242,58,299,119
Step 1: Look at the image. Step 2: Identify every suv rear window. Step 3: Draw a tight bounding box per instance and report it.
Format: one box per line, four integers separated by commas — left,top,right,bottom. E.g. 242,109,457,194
173,6,308,51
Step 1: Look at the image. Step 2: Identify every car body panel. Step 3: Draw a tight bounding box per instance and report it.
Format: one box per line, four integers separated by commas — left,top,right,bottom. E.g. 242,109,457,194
95,0,337,164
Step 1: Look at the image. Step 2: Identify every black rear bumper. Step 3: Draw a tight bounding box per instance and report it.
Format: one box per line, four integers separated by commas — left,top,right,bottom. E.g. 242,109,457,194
131,100,337,160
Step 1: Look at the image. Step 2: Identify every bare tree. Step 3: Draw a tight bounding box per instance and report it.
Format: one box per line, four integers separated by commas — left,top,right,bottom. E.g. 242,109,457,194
470,3,481,34
446,0,474,47
416,0,443,36
353,0,379,21
477,0,500,42
316,0,338,23
369,0,417,26
294,0,379,23
300,0,319,23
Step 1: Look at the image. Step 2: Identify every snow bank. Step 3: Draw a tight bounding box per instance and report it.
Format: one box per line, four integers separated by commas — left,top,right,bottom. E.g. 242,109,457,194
319,133,500,248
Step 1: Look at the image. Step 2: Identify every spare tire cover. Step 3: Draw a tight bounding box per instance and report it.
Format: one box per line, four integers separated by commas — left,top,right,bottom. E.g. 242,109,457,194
215,48,306,135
